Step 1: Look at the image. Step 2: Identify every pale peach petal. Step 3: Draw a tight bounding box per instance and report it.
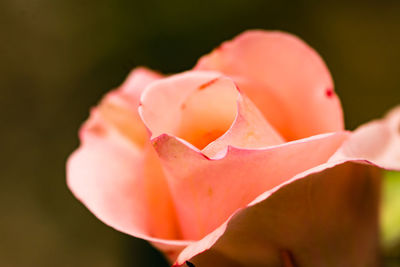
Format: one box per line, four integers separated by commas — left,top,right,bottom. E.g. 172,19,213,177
173,107,400,266
330,106,400,170
139,71,284,157
68,126,152,236
119,67,163,105
91,67,162,148
151,131,348,241
195,30,344,141
203,91,285,158
67,68,180,244
175,161,380,266
139,71,238,149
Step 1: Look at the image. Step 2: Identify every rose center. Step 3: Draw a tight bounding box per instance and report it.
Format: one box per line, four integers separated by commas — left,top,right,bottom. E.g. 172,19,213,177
139,72,239,150
176,78,238,149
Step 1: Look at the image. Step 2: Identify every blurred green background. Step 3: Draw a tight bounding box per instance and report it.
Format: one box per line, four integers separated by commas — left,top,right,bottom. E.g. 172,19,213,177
1,0,400,266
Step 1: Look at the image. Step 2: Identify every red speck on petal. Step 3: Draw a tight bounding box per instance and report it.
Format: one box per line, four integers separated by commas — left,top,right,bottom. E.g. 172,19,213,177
325,88,334,98
198,77,219,90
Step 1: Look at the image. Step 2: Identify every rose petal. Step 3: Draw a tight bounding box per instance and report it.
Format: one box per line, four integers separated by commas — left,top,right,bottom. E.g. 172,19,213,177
203,90,285,158
195,30,344,141
151,131,348,240
330,106,400,170
176,161,380,266
119,67,163,105
139,71,284,155
67,68,180,242
139,71,236,145
173,107,400,265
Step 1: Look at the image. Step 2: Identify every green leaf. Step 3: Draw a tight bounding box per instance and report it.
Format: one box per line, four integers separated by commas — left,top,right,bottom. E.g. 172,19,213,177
382,170,400,265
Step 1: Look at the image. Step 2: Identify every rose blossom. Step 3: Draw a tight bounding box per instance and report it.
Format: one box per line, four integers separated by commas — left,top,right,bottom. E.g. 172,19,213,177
67,30,400,266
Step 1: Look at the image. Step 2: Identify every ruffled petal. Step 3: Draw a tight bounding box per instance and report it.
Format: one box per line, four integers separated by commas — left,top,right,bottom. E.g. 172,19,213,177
174,107,400,265
151,131,348,241
139,71,284,156
330,106,400,170
203,89,285,158
139,71,236,148
175,161,380,267
195,30,344,141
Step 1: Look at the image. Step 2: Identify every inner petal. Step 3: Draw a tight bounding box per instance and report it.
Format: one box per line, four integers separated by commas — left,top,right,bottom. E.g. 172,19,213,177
139,71,239,150
177,78,239,149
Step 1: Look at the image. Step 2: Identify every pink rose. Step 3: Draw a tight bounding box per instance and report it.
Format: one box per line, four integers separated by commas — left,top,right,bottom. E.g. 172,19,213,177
67,30,400,266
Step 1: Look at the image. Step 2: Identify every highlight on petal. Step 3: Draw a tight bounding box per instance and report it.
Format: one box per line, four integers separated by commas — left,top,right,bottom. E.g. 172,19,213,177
67,68,182,247
151,131,348,241
176,161,381,267
195,30,344,141
139,70,284,157
330,106,400,170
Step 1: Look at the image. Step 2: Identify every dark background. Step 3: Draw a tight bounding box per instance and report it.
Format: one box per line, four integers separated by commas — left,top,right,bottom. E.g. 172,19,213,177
1,0,399,266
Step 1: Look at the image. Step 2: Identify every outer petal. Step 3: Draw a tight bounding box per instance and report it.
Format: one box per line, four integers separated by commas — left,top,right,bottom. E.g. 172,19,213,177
330,106,400,170
67,68,182,246
173,107,400,266
151,131,348,241
176,161,380,267
195,30,344,141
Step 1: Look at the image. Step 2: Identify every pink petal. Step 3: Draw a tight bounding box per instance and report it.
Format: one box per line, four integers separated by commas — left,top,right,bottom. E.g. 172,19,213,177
203,90,285,158
139,71,284,155
330,106,400,170
139,71,238,150
119,67,163,106
176,161,380,266
151,131,348,241
195,30,344,141
173,107,400,265
67,68,184,249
